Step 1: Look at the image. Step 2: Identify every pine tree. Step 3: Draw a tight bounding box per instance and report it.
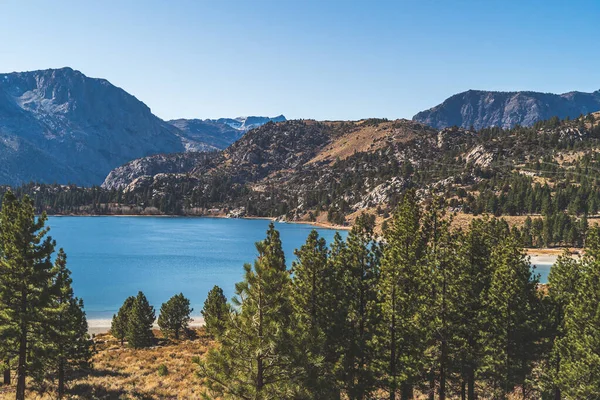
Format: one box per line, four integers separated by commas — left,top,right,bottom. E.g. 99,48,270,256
158,293,193,340
557,228,600,398
126,291,156,349
421,197,469,400
457,216,511,400
111,296,135,346
480,233,541,398
196,223,303,399
290,230,339,397
45,249,92,398
375,191,426,400
337,214,380,400
0,191,56,400
201,286,229,339
544,251,582,399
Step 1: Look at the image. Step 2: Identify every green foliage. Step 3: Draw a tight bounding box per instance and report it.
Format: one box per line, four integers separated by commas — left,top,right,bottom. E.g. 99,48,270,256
375,190,426,398
0,191,57,399
157,364,168,376
336,213,381,399
479,233,542,398
201,286,228,339
556,227,600,397
126,291,156,349
158,293,192,340
44,249,92,397
111,296,135,346
290,229,340,397
196,223,304,399
0,191,91,398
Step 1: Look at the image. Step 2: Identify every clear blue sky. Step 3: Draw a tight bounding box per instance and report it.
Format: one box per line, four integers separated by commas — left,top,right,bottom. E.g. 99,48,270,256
1,0,599,121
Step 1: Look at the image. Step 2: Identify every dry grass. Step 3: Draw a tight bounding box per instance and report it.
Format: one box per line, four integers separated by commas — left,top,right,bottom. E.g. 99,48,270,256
0,329,213,400
308,120,418,165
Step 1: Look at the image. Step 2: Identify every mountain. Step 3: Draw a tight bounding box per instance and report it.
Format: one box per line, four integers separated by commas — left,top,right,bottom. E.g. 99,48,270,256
413,89,600,130
101,118,444,213
168,115,286,149
0,67,215,186
97,113,600,221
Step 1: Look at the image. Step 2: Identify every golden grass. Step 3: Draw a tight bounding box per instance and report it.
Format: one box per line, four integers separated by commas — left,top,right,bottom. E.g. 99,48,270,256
308,120,417,165
0,329,213,400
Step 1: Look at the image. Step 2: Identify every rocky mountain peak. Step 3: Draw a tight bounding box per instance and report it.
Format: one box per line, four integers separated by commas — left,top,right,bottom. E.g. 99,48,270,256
413,89,600,130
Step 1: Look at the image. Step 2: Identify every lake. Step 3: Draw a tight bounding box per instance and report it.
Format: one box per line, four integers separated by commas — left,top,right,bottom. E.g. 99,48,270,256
47,216,347,320
46,216,554,322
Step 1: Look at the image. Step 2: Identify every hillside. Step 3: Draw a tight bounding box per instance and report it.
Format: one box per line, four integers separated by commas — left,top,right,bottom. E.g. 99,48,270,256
7,111,600,246
413,89,600,130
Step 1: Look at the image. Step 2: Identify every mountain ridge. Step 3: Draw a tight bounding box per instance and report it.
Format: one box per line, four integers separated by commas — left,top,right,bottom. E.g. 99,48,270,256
0,67,282,186
413,89,600,130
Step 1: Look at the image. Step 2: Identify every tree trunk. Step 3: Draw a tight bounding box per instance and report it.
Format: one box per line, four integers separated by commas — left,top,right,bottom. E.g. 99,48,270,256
390,297,396,400
461,380,466,400
58,361,65,399
400,382,413,400
440,338,447,400
2,365,9,385
16,293,28,400
467,364,475,400
428,369,435,400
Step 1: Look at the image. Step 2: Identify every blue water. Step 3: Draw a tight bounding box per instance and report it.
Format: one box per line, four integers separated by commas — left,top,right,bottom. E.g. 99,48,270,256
47,217,347,319
533,263,552,284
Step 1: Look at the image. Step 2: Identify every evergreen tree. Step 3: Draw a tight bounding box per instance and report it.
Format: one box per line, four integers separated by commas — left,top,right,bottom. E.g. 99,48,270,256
125,291,155,349
480,234,541,398
458,217,511,400
337,214,380,399
544,251,582,399
45,249,92,398
196,223,303,399
375,191,426,400
421,197,470,400
0,191,56,400
201,286,229,339
290,230,339,398
158,293,193,340
557,228,600,398
111,296,135,346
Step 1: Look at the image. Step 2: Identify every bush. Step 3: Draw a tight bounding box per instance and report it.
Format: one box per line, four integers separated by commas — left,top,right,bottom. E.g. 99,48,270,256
157,364,168,376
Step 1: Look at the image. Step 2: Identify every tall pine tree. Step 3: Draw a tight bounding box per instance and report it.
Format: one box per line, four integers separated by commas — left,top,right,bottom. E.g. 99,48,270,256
291,230,340,398
0,191,56,400
557,228,600,398
480,233,541,398
375,191,426,400
196,223,303,399
337,214,380,400
45,249,92,398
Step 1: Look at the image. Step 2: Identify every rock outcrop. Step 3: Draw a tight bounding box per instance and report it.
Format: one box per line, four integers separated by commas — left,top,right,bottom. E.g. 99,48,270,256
414,89,600,130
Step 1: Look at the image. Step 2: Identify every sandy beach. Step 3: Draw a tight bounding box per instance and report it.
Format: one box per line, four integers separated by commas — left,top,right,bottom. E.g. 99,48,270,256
87,317,205,335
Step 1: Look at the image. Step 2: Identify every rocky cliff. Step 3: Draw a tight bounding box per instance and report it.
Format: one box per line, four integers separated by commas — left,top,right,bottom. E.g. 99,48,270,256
413,89,600,130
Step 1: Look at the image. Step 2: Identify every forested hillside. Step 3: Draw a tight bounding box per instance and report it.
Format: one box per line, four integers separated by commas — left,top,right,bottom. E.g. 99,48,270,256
3,113,600,246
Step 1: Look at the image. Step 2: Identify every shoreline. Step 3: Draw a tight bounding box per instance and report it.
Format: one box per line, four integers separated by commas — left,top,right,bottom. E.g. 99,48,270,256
47,213,351,231
88,317,205,335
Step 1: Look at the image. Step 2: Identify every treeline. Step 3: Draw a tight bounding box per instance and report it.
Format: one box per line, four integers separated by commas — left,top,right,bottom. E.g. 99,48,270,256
194,192,600,399
0,192,91,400
461,174,600,217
